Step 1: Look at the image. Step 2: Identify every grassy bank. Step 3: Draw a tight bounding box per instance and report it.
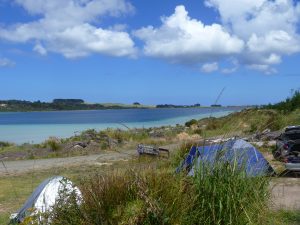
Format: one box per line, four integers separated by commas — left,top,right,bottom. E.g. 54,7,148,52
186,108,300,137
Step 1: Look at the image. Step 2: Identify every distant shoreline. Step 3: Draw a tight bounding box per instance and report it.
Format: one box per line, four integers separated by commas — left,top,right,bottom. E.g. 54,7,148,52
0,99,247,113
0,106,243,113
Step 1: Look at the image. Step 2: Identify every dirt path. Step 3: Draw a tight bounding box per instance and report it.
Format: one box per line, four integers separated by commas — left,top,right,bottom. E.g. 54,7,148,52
271,178,300,210
0,151,132,175
0,144,179,176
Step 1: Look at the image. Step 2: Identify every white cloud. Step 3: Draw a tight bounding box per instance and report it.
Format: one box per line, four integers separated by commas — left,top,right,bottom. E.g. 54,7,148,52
135,1,300,73
201,62,219,73
134,5,244,64
0,58,15,67
247,64,277,74
0,0,136,58
246,31,300,55
1,0,300,73
205,0,300,72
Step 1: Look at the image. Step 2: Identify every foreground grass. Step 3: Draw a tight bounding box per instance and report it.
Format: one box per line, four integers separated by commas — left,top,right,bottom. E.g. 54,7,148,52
0,157,164,224
276,210,300,225
8,144,288,225
0,152,299,225
39,159,298,225
37,169,271,224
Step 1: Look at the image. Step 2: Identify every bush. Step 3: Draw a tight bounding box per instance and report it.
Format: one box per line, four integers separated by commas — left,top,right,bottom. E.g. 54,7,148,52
185,119,198,127
45,138,61,152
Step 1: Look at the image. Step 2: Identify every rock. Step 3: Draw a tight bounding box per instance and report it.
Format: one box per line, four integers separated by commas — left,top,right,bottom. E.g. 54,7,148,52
64,141,88,150
73,144,84,150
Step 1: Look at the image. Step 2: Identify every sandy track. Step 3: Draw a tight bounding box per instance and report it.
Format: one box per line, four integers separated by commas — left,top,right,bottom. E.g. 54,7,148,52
271,178,300,210
0,150,135,175
0,144,179,176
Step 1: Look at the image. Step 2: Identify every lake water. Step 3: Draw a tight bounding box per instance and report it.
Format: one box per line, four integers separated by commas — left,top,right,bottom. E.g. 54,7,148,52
0,107,241,144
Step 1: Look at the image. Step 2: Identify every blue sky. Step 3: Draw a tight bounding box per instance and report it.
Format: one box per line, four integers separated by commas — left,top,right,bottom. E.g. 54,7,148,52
0,0,300,106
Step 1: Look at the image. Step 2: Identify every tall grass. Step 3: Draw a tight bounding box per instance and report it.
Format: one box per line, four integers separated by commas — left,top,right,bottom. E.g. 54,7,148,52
185,160,270,225
42,151,272,225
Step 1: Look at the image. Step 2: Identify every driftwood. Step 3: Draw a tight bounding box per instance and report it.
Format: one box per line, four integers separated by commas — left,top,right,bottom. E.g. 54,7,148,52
137,144,170,158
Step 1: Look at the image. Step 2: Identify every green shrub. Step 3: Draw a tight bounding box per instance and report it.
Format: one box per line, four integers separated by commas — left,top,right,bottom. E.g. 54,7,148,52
185,119,198,127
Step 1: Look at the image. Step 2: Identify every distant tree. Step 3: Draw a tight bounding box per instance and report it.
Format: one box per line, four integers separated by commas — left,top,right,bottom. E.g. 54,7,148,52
133,102,141,105
156,104,176,108
53,99,84,104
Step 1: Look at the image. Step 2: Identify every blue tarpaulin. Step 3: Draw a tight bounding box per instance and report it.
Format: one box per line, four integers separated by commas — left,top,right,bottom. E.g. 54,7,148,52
177,139,275,176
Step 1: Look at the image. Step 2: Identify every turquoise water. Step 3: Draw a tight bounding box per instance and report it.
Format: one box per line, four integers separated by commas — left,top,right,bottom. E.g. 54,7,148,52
0,108,240,144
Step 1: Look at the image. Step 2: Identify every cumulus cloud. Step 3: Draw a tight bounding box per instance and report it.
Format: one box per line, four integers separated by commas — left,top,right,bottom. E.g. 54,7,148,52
0,0,136,58
134,5,244,64
135,1,300,73
0,58,15,67
201,62,219,73
205,0,300,72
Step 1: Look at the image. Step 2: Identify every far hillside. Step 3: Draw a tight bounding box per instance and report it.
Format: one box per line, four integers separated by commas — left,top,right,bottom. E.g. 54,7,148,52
0,99,152,112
